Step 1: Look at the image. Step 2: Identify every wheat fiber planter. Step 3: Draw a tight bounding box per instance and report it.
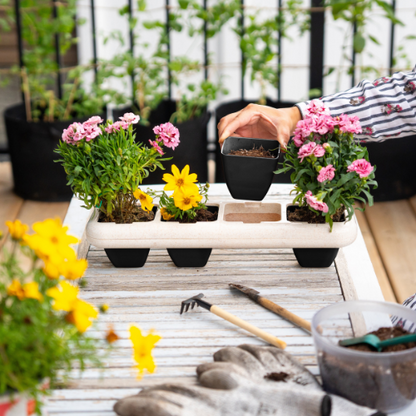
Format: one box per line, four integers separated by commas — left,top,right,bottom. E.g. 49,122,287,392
86,200,358,268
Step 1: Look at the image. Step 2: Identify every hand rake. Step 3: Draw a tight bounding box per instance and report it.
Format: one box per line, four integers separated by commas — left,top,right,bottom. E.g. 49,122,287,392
180,293,287,349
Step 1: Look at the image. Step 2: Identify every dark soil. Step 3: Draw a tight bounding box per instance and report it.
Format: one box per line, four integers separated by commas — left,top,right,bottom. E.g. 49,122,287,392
99,206,155,224
264,372,289,382
287,205,344,224
320,327,416,410
343,327,416,353
169,208,218,224
228,145,275,158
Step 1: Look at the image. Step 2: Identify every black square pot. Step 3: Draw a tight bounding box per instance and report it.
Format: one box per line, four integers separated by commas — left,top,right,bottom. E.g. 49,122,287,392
104,248,150,268
167,248,212,268
293,248,339,268
221,136,279,201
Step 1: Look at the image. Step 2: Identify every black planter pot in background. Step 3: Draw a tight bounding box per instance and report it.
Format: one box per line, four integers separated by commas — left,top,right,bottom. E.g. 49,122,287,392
104,248,150,268
222,136,280,201
215,99,295,184
113,100,210,185
4,103,101,201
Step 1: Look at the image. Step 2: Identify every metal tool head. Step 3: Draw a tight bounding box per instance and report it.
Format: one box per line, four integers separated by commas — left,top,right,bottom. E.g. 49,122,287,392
229,283,260,301
180,293,212,314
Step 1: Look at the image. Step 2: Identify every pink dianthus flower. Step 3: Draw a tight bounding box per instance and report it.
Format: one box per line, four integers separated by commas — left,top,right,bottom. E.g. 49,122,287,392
298,142,325,162
317,164,335,183
120,112,140,125
84,116,104,126
305,100,331,118
105,121,124,134
347,159,374,178
149,139,164,155
83,124,101,141
62,122,86,145
153,122,180,150
305,190,328,213
336,114,362,134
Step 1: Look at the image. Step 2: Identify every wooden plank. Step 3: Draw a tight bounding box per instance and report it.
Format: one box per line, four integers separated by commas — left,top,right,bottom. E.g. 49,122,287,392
355,209,397,302
0,162,23,247
17,200,70,227
364,200,416,303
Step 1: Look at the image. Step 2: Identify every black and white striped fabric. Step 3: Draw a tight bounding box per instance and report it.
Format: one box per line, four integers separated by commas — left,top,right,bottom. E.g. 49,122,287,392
391,293,416,333
296,65,416,143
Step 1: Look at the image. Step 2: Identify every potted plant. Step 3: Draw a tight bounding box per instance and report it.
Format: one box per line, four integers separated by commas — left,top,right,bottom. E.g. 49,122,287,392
0,218,111,414
55,113,180,268
275,100,377,267
151,164,216,267
2,1,121,201
221,136,280,201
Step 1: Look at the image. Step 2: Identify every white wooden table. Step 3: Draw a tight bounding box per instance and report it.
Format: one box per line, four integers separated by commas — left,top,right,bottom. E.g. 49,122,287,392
49,184,416,416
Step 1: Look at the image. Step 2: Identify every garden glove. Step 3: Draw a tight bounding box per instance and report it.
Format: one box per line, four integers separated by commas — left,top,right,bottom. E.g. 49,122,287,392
114,344,385,416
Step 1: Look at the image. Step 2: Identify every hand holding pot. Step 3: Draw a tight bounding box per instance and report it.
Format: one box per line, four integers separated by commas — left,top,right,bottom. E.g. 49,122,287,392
217,104,302,148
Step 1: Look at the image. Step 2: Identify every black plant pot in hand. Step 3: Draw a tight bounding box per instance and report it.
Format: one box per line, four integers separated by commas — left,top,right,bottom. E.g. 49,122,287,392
4,103,105,201
112,100,210,184
215,99,295,184
221,136,279,201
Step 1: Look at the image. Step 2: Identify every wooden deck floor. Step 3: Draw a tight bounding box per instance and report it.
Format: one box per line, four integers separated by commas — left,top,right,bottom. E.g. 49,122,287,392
1,160,415,303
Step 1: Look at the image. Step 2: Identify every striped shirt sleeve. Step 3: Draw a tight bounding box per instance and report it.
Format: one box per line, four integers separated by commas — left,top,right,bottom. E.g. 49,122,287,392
295,65,416,143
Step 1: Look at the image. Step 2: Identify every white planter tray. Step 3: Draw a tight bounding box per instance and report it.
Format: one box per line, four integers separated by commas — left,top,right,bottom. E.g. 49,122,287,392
86,198,358,249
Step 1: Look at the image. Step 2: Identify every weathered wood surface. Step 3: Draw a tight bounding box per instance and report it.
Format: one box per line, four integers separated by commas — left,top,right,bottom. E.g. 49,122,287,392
46,184,388,415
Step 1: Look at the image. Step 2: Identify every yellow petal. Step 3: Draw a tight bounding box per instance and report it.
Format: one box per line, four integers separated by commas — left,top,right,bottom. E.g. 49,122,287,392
23,282,43,301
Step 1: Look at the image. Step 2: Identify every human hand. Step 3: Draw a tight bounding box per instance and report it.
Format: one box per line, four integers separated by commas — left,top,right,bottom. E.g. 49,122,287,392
114,344,380,416
217,104,302,149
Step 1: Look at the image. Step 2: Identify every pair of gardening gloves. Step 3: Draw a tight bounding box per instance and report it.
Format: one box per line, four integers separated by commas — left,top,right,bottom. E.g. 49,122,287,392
114,344,385,416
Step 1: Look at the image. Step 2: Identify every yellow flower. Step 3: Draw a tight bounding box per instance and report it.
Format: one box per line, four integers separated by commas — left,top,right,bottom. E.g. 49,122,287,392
7,279,43,301
162,165,199,194
133,189,154,212
42,260,61,280
173,189,202,211
5,220,29,241
130,326,161,379
47,281,98,333
160,208,174,221
60,258,88,280
100,304,109,313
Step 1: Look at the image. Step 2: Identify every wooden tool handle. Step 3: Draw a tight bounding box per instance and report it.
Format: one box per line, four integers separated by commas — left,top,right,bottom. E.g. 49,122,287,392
210,305,287,349
259,298,312,333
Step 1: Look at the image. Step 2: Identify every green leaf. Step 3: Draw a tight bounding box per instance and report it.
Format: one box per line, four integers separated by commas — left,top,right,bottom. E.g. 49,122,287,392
353,32,365,53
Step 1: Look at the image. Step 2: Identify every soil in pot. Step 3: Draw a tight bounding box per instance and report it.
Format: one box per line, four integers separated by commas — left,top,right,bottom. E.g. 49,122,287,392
167,206,218,267
288,205,344,268
228,145,274,158
101,206,156,268
319,327,416,411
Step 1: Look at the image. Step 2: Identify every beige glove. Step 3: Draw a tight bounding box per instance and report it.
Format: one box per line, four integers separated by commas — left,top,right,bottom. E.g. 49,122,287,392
114,344,385,416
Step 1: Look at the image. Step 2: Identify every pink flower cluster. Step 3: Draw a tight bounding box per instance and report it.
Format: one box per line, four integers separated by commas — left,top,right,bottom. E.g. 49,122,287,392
152,122,180,150
297,142,325,162
347,159,373,178
105,112,141,134
317,164,335,183
62,116,104,145
293,100,363,147
305,191,328,213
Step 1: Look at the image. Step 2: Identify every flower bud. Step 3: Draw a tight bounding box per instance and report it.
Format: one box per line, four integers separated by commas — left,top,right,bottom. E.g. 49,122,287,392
316,165,322,172
84,143,91,154
118,148,123,156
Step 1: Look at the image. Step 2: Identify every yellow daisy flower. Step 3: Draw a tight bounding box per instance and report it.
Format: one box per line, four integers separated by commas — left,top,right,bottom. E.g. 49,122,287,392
7,279,43,301
173,189,202,211
162,165,198,194
160,208,174,221
60,258,88,280
47,281,98,333
130,326,161,379
133,189,154,212
5,220,29,241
